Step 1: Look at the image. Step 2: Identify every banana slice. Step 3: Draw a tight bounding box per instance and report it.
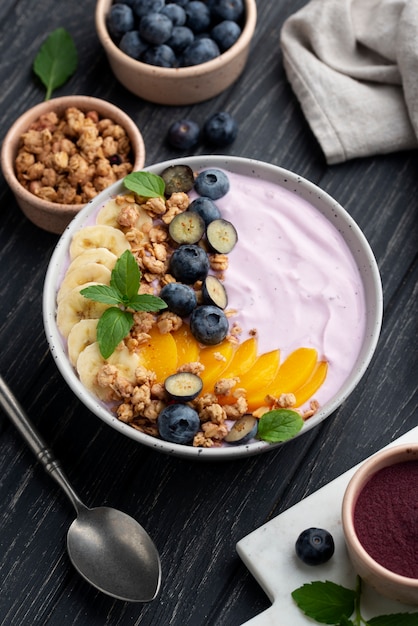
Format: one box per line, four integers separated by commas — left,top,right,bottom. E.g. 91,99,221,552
97,198,152,236
67,319,98,367
69,225,130,259
56,282,110,338
57,263,112,302
76,342,141,401
67,247,117,273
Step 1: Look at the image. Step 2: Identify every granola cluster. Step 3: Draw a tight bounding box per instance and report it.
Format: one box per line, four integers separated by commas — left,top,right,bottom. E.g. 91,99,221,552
15,107,134,205
91,189,319,447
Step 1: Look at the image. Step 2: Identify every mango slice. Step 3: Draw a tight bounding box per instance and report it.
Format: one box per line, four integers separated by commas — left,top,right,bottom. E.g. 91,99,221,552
172,325,200,368
266,347,318,397
220,349,281,406
199,340,236,393
137,326,178,382
293,361,328,408
221,336,258,378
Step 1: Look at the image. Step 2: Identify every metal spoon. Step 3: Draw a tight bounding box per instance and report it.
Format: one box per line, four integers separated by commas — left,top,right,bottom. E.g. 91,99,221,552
0,374,161,602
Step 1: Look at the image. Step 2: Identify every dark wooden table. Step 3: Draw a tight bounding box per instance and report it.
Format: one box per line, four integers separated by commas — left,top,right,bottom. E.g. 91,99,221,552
0,1,417,624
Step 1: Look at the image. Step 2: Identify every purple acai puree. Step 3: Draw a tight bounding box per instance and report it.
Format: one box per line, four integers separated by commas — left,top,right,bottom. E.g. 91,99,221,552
353,460,418,579
190,170,366,407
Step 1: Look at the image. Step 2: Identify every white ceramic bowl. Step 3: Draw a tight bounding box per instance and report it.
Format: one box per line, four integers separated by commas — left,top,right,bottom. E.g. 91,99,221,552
43,156,383,460
95,0,257,105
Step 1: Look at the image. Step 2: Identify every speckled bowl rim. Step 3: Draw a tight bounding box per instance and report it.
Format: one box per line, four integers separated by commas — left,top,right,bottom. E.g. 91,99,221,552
43,156,383,460
1,95,146,214
342,444,418,592
95,0,257,78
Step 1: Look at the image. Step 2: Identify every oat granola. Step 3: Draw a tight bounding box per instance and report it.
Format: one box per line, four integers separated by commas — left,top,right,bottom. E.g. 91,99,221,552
15,107,134,205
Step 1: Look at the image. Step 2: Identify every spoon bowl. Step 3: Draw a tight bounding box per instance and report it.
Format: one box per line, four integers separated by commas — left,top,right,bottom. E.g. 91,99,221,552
0,374,161,602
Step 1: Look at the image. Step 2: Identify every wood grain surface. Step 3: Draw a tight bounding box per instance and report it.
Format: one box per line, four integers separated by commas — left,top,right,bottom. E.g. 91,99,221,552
0,1,417,625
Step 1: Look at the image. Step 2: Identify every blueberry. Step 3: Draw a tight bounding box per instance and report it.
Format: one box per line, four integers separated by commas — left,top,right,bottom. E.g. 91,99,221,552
190,305,229,344
224,415,258,444
181,37,220,65
162,3,187,26
167,119,200,150
133,0,165,18
212,0,244,22
107,4,135,40
169,244,210,284
139,13,174,45
161,164,195,195
160,283,197,317
188,196,221,225
211,20,241,52
119,31,148,59
203,111,238,146
141,44,176,67
185,1,212,33
295,528,335,566
167,25,195,54
194,169,230,199
157,404,200,444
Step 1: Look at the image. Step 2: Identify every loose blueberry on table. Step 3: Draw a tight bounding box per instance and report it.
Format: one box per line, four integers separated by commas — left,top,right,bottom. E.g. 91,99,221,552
295,528,335,565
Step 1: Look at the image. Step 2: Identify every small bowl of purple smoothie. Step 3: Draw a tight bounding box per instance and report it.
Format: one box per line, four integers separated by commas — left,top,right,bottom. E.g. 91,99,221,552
342,443,418,606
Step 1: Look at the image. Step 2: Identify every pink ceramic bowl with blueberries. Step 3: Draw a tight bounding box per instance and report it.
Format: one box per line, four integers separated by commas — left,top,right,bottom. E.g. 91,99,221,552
43,156,383,460
95,0,257,105
342,443,418,605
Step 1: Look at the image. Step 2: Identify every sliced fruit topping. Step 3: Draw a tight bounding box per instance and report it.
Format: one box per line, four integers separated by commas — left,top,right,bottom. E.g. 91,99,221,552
265,347,318,397
206,218,238,253
198,339,235,392
224,415,258,445
221,336,258,378
190,304,229,345
69,225,130,259
164,372,203,402
171,324,200,367
292,361,328,408
67,318,98,367
202,275,228,309
137,326,178,382
160,164,195,196
168,210,205,244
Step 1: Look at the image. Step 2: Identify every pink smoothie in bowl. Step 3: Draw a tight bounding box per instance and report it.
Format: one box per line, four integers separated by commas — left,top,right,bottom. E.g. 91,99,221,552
43,156,383,460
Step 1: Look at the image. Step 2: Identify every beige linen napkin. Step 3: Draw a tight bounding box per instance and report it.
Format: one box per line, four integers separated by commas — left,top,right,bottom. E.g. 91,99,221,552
280,0,418,164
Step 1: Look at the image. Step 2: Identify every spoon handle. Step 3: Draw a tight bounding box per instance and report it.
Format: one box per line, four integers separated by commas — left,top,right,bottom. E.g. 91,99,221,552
0,374,85,513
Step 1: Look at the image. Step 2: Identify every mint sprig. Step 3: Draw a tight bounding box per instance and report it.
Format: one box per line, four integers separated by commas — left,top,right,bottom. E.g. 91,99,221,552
257,408,304,443
292,576,418,625
124,171,165,199
33,28,78,100
80,250,167,359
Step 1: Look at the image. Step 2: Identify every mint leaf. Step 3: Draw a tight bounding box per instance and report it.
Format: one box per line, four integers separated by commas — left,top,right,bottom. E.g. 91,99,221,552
257,408,303,443
110,249,140,301
292,581,356,625
97,308,133,359
124,171,165,198
338,618,355,626
368,615,418,626
80,284,123,306
128,294,167,312
33,28,78,100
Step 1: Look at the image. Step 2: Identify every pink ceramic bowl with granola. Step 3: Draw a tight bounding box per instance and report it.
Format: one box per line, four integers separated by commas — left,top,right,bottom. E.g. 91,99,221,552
43,156,383,460
1,95,146,234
